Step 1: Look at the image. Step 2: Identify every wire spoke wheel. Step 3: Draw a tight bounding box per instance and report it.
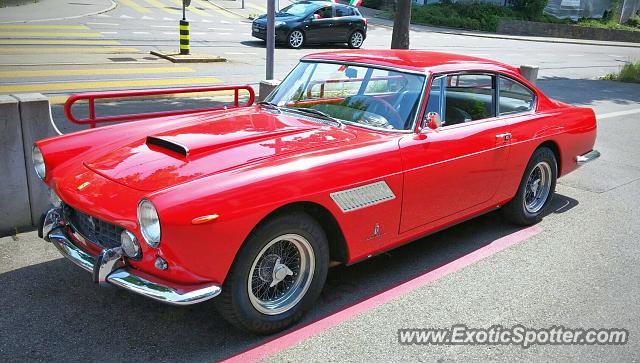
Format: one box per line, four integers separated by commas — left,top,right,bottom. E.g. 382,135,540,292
248,233,315,315
289,31,304,48
524,161,552,213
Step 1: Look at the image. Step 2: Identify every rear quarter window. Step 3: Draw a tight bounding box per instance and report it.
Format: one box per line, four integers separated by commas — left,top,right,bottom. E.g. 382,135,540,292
498,76,535,115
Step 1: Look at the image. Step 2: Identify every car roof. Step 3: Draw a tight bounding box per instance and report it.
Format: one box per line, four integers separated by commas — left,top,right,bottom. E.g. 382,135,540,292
302,50,520,75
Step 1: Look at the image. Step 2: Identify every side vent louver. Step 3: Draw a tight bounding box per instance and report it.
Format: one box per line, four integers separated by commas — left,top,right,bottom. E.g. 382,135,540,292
146,136,189,156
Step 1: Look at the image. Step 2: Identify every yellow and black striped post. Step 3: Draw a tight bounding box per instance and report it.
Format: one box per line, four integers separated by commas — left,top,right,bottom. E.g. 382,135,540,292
179,20,190,55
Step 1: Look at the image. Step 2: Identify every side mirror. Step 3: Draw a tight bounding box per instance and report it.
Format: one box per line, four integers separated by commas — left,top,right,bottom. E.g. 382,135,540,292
425,112,442,130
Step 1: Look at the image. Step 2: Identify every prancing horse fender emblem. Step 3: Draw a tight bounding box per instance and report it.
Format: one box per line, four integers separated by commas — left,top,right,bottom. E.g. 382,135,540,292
367,223,385,241
77,181,90,191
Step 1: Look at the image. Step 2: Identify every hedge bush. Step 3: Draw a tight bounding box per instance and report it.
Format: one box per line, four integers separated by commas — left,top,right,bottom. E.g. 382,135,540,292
411,2,514,32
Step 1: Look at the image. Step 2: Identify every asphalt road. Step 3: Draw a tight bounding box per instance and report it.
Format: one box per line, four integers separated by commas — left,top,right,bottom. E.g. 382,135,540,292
1,1,640,362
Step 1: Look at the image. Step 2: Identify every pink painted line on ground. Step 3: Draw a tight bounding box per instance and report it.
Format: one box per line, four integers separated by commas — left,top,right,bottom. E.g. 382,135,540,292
221,225,543,363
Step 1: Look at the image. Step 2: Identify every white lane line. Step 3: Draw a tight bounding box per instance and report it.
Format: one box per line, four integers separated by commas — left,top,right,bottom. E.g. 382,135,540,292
220,20,231,24
120,15,133,19
218,32,231,35
567,54,584,57
162,31,175,35
87,22,119,26
608,54,625,57
163,17,173,21
191,32,205,35
597,108,640,120
96,14,111,18
208,27,233,31
152,25,175,28
225,52,257,55
100,31,118,34
141,16,155,20
133,31,150,34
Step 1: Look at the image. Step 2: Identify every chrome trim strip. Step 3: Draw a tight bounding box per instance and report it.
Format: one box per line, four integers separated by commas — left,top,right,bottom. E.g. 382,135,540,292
577,150,601,165
45,221,221,306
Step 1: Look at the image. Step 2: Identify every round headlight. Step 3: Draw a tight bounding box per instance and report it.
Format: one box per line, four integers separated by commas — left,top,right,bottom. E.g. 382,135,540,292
49,189,62,208
120,230,141,258
138,199,161,248
32,144,46,180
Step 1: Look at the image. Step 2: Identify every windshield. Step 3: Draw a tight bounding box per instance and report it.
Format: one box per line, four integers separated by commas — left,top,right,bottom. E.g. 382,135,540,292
266,62,426,131
277,2,318,16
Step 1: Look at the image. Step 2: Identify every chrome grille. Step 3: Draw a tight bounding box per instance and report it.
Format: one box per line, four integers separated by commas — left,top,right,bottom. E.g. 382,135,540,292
64,205,122,249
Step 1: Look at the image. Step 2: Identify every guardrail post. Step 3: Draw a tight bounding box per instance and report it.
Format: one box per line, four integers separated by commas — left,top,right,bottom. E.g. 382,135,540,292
0,95,32,236
180,20,190,55
519,65,539,85
13,93,58,227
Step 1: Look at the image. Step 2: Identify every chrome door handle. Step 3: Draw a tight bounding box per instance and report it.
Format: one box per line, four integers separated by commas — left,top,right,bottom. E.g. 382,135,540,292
496,133,512,142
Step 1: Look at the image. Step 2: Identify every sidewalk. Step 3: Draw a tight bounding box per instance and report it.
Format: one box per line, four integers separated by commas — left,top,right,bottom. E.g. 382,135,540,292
0,0,115,23
206,0,296,19
366,11,640,49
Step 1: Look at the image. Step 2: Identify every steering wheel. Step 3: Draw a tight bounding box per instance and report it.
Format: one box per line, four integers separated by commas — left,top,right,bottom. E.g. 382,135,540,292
344,95,404,129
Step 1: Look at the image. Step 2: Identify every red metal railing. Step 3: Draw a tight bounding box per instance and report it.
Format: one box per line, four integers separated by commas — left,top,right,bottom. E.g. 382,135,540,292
64,84,255,128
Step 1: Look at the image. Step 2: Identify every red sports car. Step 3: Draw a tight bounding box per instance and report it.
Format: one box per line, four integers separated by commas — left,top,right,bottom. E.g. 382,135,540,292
35,50,599,334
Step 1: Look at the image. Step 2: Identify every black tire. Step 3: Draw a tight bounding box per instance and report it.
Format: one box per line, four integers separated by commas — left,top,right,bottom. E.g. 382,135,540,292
501,147,557,226
287,29,305,49
215,212,329,334
347,30,365,49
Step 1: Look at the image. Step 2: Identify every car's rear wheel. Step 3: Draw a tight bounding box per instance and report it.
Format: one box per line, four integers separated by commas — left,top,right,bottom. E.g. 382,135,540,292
348,30,364,49
501,147,557,225
215,212,329,334
288,30,305,49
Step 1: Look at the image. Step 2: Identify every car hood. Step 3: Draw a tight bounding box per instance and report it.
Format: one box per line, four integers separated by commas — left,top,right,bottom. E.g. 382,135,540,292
84,108,357,192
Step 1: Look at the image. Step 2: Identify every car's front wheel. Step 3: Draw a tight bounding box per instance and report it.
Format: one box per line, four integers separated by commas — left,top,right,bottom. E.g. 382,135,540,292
216,212,329,334
501,147,557,225
287,29,305,49
348,30,365,49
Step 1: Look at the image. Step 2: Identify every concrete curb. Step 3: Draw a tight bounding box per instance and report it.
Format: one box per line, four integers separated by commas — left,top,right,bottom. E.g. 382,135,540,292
369,18,640,49
0,0,117,24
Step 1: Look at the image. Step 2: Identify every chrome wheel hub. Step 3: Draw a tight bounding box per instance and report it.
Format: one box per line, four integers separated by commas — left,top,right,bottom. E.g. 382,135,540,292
248,233,315,315
524,161,552,213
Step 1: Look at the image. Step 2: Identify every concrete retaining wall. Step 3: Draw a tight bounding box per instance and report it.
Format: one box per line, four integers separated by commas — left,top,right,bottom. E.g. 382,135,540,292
0,93,58,237
498,19,640,43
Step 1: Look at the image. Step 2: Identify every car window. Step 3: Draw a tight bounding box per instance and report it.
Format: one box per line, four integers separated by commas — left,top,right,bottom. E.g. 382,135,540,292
335,5,354,17
498,76,535,115
314,6,332,19
443,74,495,126
267,62,426,131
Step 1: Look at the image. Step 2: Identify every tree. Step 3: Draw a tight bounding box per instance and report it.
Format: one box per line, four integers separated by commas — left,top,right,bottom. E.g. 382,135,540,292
391,0,411,49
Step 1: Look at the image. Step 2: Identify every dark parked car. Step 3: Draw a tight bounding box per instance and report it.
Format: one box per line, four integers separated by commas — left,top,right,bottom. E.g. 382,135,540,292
252,1,367,49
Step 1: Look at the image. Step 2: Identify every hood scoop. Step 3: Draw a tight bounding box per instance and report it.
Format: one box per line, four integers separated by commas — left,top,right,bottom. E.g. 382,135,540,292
146,136,189,157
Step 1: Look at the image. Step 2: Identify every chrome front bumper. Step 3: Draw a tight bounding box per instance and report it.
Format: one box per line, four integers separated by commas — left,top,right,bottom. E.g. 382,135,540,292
577,150,601,165
41,208,221,306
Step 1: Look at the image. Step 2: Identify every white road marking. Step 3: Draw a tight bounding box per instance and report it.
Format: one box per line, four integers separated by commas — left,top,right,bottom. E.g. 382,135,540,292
120,15,134,19
201,19,212,23
96,14,111,18
191,32,205,35
87,22,119,26
208,27,233,31
597,108,640,120
162,31,175,35
152,25,175,28
608,54,625,57
163,17,173,21
220,20,231,24
133,31,150,34
141,16,155,20
100,31,118,34
218,32,231,35
567,54,584,57
225,52,257,55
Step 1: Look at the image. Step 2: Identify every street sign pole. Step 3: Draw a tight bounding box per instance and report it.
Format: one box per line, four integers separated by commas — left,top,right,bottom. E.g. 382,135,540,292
266,0,275,80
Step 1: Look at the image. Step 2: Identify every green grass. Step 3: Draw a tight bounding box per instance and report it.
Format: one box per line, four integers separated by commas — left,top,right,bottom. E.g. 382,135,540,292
577,18,640,32
601,62,640,83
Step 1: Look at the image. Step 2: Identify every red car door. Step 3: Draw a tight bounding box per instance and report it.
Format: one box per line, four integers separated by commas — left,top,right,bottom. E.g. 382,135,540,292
399,73,511,233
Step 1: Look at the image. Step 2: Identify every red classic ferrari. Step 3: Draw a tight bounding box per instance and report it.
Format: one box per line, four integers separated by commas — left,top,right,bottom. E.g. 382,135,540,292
35,50,599,334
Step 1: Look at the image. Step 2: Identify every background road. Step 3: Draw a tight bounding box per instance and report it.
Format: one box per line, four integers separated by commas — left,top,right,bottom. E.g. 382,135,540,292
1,0,639,362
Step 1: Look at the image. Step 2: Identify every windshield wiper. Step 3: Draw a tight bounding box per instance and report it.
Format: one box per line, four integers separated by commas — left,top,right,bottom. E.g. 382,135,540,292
284,107,343,127
257,101,281,113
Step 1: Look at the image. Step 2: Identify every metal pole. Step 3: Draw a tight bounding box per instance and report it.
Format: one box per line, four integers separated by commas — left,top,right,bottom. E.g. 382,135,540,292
241,0,245,9
266,0,275,80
